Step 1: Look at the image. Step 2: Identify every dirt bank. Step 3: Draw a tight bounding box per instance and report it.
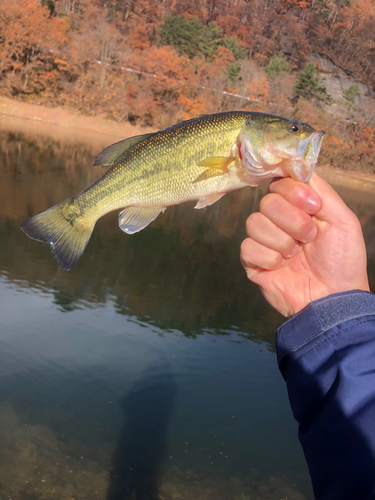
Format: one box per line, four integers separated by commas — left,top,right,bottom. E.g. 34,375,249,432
0,95,374,191
0,95,154,148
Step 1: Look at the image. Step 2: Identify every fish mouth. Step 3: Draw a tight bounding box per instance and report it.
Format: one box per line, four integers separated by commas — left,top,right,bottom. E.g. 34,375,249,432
287,130,326,182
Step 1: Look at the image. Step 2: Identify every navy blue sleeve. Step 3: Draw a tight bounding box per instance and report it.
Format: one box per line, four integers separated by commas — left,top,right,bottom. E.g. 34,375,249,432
276,290,375,500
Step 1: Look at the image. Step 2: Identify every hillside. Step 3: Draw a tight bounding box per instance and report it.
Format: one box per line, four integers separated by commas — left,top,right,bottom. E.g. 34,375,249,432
0,0,374,172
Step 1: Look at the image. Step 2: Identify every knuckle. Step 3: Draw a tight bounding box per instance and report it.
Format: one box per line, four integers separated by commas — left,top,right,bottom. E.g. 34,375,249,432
245,268,258,282
283,238,298,257
240,239,253,263
295,214,313,238
246,212,263,234
269,251,284,269
259,193,280,214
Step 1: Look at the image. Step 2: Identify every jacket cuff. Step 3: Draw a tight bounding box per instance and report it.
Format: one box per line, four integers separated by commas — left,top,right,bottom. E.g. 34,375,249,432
276,290,375,377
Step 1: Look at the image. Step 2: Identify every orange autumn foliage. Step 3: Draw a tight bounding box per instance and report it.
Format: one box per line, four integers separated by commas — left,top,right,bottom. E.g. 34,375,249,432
0,0,68,94
247,77,270,104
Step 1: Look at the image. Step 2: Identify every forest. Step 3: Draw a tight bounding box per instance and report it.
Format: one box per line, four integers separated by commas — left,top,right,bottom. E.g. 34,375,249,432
0,0,374,171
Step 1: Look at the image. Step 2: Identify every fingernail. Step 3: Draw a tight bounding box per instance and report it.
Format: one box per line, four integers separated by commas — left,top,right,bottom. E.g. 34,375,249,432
305,196,321,213
301,226,317,243
286,243,299,258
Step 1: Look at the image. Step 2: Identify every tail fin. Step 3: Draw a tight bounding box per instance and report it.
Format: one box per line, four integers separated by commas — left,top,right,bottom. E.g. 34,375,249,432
21,198,95,271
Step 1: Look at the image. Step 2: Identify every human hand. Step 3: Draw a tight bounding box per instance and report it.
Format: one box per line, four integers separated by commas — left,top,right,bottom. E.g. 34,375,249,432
240,173,370,317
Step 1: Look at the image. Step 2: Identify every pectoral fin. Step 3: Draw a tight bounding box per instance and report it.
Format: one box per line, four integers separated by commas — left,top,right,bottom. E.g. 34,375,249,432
198,156,235,172
194,193,226,209
193,169,226,184
118,206,166,234
93,133,154,167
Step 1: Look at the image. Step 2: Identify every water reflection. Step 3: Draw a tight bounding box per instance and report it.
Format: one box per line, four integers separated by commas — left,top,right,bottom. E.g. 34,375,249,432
107,370,176,500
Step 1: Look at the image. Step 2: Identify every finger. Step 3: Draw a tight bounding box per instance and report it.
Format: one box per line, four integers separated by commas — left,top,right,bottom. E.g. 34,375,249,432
240,237,285,275
308,173,358,224
269,176,322,214
260,193,317,243
246,212,300,258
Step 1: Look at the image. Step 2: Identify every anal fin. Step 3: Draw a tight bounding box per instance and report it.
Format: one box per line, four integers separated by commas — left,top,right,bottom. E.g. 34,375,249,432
118,206,166,234
194,193,226,209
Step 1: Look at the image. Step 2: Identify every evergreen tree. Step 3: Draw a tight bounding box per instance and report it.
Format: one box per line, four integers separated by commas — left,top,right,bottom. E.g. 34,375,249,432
264,54,288,78
221,36,247,61
343,84,361,104
41,0,55,16
159,16,246,62
227,61,241,82
293,63,332,103
159,16,220,59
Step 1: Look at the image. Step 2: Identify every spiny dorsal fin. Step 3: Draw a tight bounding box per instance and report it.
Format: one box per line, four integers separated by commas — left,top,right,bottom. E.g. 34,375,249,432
93,133,154,167
198,156,235,172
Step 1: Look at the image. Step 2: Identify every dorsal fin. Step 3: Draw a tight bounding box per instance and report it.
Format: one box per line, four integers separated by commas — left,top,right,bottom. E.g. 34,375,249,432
93,133,154,167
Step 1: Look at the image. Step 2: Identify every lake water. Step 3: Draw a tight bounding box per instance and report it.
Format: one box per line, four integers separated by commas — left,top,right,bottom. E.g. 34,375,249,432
0,116,375,500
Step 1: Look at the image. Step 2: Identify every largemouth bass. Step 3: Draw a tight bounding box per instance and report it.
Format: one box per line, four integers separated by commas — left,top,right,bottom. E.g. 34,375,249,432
21,111,325,270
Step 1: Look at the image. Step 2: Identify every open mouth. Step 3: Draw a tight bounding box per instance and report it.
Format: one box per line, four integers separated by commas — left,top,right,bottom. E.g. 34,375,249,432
289,130,326,182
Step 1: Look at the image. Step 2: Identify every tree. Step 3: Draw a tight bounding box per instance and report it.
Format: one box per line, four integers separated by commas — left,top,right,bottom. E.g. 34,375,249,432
158,15,246,62
343,84,361,104
293,63,332,103
264,54,289,77
227,61,242,82
221,36,247,60
159,16,220,59
247,76,270,104
0,0,68,95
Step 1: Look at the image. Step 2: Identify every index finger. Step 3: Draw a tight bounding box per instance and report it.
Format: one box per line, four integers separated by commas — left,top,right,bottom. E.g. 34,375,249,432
269,176,322,215
271,173,357,225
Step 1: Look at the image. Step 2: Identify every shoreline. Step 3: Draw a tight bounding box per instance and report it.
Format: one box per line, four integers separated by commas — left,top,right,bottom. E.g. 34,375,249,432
315,165,375,192
0,95,374,191
0,95,154,149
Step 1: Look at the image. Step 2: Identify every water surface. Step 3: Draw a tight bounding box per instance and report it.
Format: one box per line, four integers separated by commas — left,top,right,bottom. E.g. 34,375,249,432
1,117,374,500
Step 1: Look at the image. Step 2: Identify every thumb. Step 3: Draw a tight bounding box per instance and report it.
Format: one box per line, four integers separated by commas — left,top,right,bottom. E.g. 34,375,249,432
308,173,355,224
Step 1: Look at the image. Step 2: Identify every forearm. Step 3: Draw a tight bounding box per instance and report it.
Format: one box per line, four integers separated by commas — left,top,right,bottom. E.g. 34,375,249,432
277,290,375,500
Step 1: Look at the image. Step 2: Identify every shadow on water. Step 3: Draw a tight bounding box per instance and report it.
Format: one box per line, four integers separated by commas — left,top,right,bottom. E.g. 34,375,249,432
107,370,176,500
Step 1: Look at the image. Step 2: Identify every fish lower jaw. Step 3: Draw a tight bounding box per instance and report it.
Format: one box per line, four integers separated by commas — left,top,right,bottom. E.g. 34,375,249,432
284,157,316,182
241,155,316,185
242,164,289,186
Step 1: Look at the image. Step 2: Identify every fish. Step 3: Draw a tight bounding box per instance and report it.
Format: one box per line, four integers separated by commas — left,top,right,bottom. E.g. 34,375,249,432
21,111,325,271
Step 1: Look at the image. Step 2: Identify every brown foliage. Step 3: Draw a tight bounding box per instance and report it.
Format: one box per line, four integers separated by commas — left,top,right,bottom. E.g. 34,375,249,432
0,0,68,95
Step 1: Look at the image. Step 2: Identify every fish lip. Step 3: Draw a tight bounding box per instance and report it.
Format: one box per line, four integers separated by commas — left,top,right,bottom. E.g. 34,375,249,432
288,130,326,182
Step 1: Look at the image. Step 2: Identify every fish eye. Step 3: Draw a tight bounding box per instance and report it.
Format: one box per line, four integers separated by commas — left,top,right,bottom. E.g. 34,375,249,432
288,123,301,134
